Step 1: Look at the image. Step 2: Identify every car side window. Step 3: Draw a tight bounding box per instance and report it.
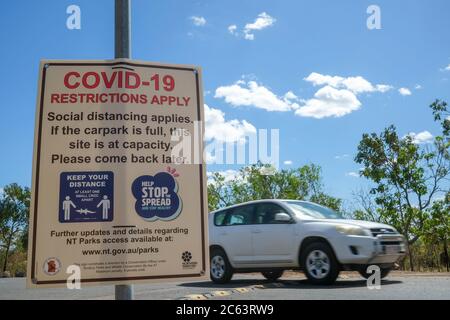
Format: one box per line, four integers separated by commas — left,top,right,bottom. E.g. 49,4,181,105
214,210,227,226
226,205,255,226
255,203,290,224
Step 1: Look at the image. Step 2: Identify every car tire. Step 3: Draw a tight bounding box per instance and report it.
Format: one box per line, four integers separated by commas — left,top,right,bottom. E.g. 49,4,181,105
262,270,284,281
301,242,340,285
358,266,391,279
210,248,233,284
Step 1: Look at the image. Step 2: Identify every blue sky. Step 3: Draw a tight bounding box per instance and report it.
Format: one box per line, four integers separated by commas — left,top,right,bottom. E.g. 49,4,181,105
0,0,449,205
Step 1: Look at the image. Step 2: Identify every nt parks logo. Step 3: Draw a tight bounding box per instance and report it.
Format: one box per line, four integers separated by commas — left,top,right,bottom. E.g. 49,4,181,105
181,251,197,269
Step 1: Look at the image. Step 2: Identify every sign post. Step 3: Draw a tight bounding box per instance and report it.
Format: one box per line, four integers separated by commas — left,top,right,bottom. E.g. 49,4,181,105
27,1,208,294
114,0,133,300
115,0,131,59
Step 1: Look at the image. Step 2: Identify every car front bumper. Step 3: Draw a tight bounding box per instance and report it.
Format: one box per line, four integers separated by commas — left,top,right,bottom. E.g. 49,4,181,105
332,233,406,265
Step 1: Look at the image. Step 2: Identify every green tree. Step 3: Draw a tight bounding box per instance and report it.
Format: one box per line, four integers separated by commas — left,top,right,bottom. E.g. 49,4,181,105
207,172,235,211
423,195,449,271
430,99,450,136
355,100,450,270
0,183,30,273
207,162,341,212
351,188,384,222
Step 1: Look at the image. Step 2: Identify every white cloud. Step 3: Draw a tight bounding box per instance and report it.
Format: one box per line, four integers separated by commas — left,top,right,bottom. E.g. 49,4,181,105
304,73,343,88
341,77,376,94
304,72,392,94
283,160,293,165
334,154,349,160
297,72,392,118
376,84,393,93
205,150,217,164
284,91,298,100
216,72,392,119
445,64,450,71
415,84,422,90
207,170,240,183
228,24,237,35
295,85,361,119
398,87,412,96
259,165,277,176
244,33,255,41
204,104,256,143
235,12,276,40
244,12,275,31
346,171,360,178
405,131,434,144
190,16,206,26
215,80,299,112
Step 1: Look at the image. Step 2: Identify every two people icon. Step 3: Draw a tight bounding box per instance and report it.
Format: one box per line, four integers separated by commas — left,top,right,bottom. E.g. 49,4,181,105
62,195,110,221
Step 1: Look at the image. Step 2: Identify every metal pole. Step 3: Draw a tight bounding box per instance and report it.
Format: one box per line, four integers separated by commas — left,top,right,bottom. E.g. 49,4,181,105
115,0,131,59
115,282,134,300
114,0,134,300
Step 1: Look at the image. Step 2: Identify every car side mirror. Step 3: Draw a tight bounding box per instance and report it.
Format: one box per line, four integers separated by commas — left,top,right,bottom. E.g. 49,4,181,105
274,212,292,223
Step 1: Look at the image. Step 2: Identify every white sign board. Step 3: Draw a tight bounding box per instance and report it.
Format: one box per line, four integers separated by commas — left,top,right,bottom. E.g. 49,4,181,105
27,59,208,287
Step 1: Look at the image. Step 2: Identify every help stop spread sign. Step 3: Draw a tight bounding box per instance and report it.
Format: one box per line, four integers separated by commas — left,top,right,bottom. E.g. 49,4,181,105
27,59,208,287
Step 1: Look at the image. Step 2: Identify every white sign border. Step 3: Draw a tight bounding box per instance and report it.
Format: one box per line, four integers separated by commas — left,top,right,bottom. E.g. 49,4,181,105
27,59,208,287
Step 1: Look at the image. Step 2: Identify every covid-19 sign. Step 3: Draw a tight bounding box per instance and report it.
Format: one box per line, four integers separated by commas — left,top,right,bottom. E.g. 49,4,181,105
27,59,208,287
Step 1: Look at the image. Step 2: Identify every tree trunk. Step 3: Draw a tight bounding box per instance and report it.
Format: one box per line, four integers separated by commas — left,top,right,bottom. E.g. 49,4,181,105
408,242,414,271
444,238,449,273
2,235,12,273
399,258,406,270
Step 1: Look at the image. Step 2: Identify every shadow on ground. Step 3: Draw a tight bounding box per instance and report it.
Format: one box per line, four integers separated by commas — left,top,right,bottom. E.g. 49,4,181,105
179,278,402,289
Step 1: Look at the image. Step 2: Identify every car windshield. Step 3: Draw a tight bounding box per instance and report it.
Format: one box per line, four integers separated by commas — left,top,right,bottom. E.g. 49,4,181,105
284,201,343,219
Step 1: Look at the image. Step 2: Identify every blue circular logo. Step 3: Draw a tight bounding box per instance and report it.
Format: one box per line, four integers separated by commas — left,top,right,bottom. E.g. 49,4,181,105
131,172,182,221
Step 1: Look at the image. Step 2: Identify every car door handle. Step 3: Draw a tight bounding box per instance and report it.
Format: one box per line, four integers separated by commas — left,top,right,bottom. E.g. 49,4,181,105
220,231,228,236
252,229,262,234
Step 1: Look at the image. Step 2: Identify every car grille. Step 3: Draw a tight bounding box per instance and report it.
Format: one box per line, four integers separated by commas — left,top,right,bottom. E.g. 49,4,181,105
380,241,402,246
370,228,396,237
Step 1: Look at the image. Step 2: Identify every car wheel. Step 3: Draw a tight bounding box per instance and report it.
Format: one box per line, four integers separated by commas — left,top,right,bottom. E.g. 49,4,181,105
262,270,284,281
210,248,233,284
301,242,340,285
358,266,391,279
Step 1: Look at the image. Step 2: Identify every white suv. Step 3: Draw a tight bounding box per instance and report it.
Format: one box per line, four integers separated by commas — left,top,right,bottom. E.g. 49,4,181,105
209,199,406,285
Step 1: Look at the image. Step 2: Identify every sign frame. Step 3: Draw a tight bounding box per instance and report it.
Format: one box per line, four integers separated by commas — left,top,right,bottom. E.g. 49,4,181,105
28,59,208,287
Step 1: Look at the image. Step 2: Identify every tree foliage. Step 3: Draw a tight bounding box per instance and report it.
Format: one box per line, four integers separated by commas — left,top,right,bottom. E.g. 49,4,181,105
423,195,450,271
355,101,449,245
0,183,30,273
207,162,341,212
354,100,450,270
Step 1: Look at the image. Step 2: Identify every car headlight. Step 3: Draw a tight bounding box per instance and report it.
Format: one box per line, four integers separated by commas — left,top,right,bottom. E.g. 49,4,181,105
335,225,371,236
